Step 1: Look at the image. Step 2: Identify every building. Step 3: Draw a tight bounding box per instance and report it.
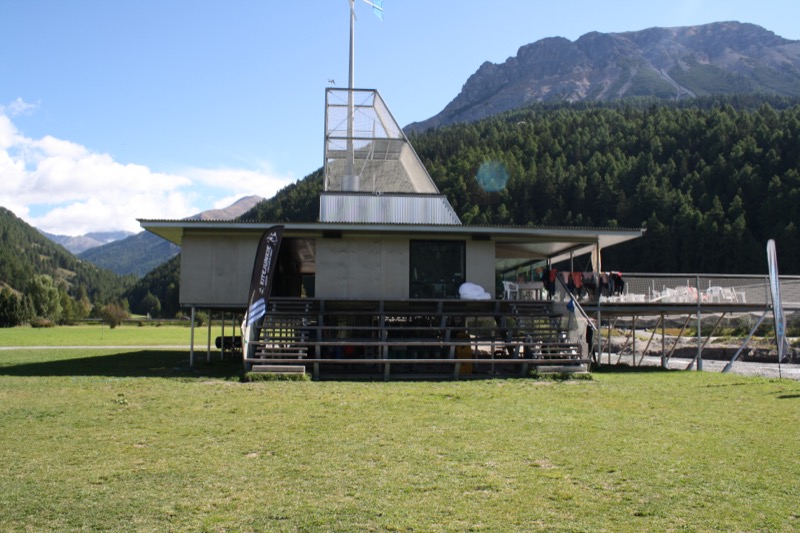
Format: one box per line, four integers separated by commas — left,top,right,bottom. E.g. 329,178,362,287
139,88,645,378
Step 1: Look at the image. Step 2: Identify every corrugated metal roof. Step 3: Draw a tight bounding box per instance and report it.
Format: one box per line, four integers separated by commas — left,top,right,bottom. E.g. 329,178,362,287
319,192,461,225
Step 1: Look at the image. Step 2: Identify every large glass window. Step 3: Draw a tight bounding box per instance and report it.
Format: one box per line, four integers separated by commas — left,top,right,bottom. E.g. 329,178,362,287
409,240,466,299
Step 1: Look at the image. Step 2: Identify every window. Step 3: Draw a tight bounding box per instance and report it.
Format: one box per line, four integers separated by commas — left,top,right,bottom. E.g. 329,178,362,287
409,240,465,299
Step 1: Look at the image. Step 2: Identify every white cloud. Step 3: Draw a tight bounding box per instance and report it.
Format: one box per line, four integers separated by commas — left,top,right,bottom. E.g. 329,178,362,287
0,109,295,236
30,192,197,235
0,114,20,150
1,97,37,117
184,166,295,200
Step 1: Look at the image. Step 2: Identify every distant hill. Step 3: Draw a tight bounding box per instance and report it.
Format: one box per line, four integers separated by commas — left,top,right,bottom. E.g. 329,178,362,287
80,194,264,277
187,195,264,221
407,22,800,132
0,206,132,302
78,232,181,278
42,230,135,254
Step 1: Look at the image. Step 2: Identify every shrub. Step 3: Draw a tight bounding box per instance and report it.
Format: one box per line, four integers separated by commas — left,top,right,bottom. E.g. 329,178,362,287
242,371,310,382
529,370,593,381
785,312,800,337
731,315,756,336
99,303,129,329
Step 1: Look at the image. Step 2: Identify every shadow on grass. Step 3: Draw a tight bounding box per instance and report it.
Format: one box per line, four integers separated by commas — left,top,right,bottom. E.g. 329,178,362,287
590,363,678,374
0,350,243,380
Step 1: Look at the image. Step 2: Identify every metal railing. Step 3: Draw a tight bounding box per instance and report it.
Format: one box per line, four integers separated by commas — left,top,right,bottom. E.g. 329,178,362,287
562,273,800,310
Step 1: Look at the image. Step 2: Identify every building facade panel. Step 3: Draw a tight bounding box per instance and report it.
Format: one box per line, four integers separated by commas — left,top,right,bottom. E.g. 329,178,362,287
348,239,382,299
467,240,497,297
180,232,257,307
315,239,350,299
381,238,409,299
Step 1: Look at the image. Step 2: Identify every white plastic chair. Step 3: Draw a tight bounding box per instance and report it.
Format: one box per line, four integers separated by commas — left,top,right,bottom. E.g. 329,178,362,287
502,281,519,300
721,287,738,303
706,286,724,303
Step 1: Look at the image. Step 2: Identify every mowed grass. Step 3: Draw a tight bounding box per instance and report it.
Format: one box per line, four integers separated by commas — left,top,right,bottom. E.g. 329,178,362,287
0,323,220,347
0,328,799,531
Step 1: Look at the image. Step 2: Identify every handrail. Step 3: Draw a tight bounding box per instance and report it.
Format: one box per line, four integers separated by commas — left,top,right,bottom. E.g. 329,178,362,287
555,275,596,331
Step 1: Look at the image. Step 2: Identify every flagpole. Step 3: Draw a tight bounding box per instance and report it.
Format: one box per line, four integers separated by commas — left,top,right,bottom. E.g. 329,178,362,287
344,0,382,191
346,0,356,186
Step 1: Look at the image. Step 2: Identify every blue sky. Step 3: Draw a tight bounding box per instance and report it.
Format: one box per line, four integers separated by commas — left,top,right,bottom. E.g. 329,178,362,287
1,0,798,235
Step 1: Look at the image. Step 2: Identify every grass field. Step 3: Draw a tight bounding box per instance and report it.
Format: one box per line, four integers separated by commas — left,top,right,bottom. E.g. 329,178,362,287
1,326,799,531
0,323,218,347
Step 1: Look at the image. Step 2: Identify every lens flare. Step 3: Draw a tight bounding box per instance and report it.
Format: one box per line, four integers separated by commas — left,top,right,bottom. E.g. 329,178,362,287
476,161,509,192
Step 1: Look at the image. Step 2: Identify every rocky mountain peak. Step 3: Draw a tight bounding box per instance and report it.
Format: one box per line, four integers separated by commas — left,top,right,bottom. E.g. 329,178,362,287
406,22,800,133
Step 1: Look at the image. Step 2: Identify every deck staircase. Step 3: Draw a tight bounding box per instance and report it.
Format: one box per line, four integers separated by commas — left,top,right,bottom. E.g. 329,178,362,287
243,297,588,378
246,300,315,376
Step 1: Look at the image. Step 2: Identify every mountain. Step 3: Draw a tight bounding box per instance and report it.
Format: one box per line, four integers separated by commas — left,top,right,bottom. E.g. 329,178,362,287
79,194,264,277
78,232,181,278
0,206,132,301
42,230,135,254
187,195,264,221
407,22,800,132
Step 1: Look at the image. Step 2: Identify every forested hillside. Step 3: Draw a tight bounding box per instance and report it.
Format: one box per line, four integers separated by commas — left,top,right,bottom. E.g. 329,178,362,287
79,231,180,277
0,207,135,325
242,95,800,274
411,97,800,273
123,255,181,319
241,168,323,223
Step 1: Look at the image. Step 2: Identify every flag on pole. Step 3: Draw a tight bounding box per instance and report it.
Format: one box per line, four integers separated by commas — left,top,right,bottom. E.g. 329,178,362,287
245,226,284,326
241,226,283,367
363,0,383,20
767,239,789,363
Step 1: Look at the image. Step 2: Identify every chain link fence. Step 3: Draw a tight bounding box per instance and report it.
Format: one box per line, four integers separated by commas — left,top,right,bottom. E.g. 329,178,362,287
601,273,800,309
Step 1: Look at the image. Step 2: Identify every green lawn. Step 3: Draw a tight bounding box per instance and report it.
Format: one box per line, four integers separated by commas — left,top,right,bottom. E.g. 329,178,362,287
0,328,799,531
0,323,220,347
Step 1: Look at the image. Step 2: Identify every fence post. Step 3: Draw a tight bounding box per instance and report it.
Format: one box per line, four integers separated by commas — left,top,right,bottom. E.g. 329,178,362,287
696,275,703,371
189,305,196,367
661,313,667,369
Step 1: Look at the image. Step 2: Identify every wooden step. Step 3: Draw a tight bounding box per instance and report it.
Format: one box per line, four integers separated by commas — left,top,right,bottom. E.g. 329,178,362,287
253,344,307,359
534,364,589,373
251,364,306,374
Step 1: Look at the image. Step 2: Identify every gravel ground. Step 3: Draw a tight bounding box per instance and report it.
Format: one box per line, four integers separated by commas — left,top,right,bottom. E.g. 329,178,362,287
608,353,800,380
598,332,800,380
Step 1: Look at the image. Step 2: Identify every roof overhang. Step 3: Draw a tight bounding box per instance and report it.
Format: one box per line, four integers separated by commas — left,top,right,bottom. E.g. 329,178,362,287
138,219,644,265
